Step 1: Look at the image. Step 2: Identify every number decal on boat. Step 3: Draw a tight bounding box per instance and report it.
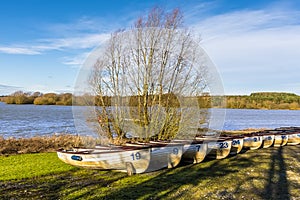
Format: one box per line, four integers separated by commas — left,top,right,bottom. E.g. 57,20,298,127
219,142,228,149
266,136,272,140
232,140,240,145
254,138,257,142
131,152,141,160
195,145,201,152
173,148,179,155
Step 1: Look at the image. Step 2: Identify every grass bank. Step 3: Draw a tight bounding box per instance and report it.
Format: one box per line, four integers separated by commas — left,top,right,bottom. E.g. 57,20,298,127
0,145,299,199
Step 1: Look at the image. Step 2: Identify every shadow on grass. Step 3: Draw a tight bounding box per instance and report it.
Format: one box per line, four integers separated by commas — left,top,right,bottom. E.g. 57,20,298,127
98,154,255,199
261,147,290,200
0,169,127,200
232,145,299,200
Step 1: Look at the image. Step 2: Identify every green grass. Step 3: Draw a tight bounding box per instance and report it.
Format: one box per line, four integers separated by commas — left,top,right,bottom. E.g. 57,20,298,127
0,146,299,199
0,153,75,181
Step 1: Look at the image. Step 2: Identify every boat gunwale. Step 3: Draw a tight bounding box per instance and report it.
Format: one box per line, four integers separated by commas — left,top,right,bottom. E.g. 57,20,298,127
195,137,229,142
57,146,151,155
172,139,205,145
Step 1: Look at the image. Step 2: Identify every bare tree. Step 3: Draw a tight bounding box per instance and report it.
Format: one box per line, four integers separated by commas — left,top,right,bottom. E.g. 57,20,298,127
87,7,218,144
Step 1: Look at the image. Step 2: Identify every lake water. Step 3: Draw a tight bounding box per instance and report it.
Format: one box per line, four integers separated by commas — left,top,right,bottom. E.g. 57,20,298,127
0,102,76,138
0,102,300,138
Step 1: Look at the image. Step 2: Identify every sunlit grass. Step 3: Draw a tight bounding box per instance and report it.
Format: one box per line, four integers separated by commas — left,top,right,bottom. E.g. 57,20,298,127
0,153,75,181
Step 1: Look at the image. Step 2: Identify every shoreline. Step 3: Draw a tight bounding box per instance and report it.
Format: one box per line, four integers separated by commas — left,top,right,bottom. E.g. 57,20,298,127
0,127,296,156
1,101,300,110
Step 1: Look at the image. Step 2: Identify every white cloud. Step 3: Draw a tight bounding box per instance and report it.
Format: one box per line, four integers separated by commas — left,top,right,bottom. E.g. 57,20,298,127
0,15,111,56
25,84,73,94
62,52,90,67
36,33,110,50
46,16,114,36
0,33,110,55
0,47,41,55
190,8,300,95
193,9,300,41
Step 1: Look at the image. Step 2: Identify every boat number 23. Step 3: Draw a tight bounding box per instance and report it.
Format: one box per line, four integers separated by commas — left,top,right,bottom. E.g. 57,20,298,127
219,142,228,149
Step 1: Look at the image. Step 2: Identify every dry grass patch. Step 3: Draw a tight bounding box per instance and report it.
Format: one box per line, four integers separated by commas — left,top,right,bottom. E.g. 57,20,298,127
0,135,87,155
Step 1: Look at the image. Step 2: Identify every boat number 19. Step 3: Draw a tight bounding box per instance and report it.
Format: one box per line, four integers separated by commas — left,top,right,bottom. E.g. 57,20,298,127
131,152,141,160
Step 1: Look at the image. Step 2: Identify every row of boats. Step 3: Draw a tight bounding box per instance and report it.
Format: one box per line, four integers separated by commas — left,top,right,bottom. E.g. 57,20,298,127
57,127,300,175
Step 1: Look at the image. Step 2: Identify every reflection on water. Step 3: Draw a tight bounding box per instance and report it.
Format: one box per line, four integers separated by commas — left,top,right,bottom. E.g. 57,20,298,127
1,102,300,138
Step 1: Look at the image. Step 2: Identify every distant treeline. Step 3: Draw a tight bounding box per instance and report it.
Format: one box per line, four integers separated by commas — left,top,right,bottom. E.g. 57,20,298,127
226,92,300,110
1,91,300,110
74,92,300,110
0,91,72,105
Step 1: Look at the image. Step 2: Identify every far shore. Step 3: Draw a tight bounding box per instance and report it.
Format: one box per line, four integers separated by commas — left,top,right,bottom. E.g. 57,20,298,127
1,91,300,110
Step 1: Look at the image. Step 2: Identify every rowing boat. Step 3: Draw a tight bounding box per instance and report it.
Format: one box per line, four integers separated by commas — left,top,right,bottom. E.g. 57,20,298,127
219,135,244,154
261,134,275,148
147,141,184,170
231,136,244,154
173,139,207,163
243,135,263,150
57,127,300,175
274,134,288,147
57,145,151,175
195,137,232,159
287,133,300,145
273,127,300,145
58,141,184,175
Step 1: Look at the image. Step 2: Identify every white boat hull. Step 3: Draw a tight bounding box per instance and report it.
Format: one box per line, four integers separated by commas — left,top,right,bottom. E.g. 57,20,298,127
181,142,208,163
206,140,232,159
262,135,275,148
243,136,263,150
274,135,288,147
58,143,183,174
231,138,244,154
57,147,151,174
287,133,300,145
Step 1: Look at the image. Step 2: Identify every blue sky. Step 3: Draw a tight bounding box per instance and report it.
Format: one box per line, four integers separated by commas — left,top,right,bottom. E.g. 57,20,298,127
1,0,300,95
